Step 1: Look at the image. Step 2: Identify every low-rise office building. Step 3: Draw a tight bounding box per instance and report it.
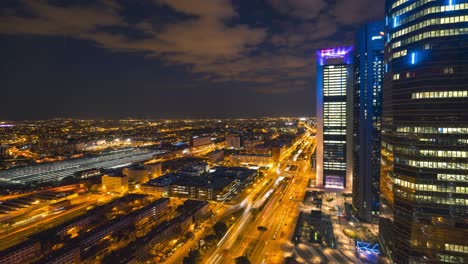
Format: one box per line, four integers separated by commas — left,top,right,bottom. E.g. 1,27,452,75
229,153,274,167
191,136,212,147
102,174,129,194
226,134,241,149
142,167,257,202
123,166,149,183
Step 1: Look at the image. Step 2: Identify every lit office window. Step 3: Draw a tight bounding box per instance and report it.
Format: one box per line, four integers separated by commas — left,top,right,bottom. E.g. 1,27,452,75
445,244,468,253
437,174,467,182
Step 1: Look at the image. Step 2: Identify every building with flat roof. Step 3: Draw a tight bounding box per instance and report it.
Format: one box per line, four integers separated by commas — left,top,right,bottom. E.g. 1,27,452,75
123,166,149,183
0,145,9,159
145,163,163,178
209,149,224,164
142,167,256,202
191,136,212,147
102,174,128,194
229,153,274,167
352,21,385,222
226,134,241,149
316,46,354,190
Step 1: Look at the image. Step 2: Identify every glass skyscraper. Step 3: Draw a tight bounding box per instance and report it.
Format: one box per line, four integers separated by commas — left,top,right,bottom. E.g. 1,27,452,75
316,47,353,190
380,1,468,263
352,21,385,223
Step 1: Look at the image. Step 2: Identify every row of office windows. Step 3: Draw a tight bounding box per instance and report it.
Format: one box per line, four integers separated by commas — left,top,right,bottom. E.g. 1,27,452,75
324,121,346,127
324,140,346,144
438,174,467,182
392,67,456,79
401,159,468,170
324,114,346,119
324,156,345,161
392,71,416,80
324,92,345,96
324,101,346,106
324,108,346,113
445,244,468,253
419,150,468,158
324,130,346,135
392,49,407,59
392,27,468,49
393,15,468,40
417,184,468,194
324,113,345,119
392,0,435,18
394,178,415,189
324,79,346,84
395,178,468,194
396,126,468,134
324,115,346,120
419,138,435,142
324,106,346,114
324,162,346,170
324,89,346,96
324,114,346,120
412,90,468,99
324,66,346,71
324,71,346,76
438,254,464,264
324,82,346,86
324,83,346,88
393,146,468,158
394,3,468,30
324,85,346,90
415,195,468,206
391,0,409,9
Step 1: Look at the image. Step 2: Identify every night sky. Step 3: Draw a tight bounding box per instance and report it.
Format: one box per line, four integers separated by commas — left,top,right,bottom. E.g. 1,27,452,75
0,0,384,120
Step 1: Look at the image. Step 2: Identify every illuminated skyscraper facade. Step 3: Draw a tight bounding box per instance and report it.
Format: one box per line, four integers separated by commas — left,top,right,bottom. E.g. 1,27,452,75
352,21,385,223
316,47,353,190
380,1,468,263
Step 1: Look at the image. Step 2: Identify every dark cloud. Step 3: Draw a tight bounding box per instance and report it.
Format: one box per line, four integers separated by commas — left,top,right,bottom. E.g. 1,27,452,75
333,0,385,25
268,0,327,20
0,0,384,106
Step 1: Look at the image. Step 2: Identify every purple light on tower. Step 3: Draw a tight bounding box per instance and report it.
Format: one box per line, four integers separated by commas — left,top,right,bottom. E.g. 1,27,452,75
317,46,353,65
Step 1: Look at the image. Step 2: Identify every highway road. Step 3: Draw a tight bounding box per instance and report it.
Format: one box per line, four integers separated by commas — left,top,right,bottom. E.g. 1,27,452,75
242,138,316,264
203,134,316,264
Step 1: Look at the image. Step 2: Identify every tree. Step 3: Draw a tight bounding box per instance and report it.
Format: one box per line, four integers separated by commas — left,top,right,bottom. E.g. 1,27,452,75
234,256,251,264
213,221,227,239
183,249,200,264
185,231,194,240
257,226,268,232
204,234,217,246
284,255,299,264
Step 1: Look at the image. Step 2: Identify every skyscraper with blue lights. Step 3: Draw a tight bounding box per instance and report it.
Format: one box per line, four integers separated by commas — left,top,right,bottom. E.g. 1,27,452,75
316,47,354,190
380,1,468,263
352,21,385,223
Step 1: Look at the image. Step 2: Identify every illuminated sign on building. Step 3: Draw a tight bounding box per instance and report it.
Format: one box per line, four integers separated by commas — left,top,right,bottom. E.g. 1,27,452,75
356,241,380,262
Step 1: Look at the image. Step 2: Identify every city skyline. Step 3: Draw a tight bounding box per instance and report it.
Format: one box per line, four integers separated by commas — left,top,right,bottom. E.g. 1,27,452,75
1,1,467,264
0,0,384,120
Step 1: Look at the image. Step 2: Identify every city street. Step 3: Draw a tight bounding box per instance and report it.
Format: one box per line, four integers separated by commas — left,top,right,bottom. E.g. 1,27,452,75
203,134,316,264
